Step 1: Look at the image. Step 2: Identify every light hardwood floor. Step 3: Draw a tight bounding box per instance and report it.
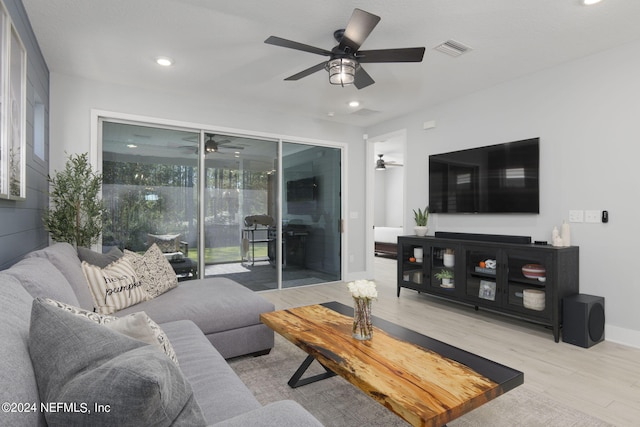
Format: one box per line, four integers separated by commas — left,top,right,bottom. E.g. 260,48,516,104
259,256,640,426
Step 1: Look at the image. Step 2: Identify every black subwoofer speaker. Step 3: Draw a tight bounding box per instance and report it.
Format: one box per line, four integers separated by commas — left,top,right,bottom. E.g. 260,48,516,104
562,294,605,348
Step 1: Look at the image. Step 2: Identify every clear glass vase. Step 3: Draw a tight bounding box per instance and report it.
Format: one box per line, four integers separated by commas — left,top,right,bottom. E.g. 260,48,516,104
352,297,373,340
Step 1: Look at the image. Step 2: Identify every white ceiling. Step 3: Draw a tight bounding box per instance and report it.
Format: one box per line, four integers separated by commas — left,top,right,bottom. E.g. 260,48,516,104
22,0,640,129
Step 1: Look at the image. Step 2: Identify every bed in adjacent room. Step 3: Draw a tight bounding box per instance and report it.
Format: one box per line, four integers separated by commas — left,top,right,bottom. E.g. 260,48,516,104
374,226,403,258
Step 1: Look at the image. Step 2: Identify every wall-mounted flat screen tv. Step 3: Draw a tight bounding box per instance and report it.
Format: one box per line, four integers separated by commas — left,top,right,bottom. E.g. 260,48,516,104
429,138,539,214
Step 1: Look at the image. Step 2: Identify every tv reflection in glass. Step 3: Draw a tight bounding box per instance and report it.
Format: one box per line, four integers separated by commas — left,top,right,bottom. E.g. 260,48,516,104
287,177,318,214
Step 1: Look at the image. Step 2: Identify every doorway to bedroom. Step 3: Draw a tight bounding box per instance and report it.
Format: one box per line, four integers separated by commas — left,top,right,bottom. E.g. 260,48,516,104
367,130,406,268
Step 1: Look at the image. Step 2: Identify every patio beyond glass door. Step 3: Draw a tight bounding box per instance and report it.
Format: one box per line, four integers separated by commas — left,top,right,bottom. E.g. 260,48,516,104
202,133,279,290
101,120,342,290
102,122,199,281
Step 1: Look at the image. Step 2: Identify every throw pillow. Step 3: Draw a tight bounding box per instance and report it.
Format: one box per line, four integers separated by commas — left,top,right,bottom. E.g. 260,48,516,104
81,257,148,314
77,246,124,268
124,244,178,298
147,233,180,253
28,298,207,427
43,298,179,366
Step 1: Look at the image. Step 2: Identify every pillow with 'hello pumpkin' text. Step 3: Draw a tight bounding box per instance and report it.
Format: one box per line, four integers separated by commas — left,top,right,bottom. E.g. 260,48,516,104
81,257,149,314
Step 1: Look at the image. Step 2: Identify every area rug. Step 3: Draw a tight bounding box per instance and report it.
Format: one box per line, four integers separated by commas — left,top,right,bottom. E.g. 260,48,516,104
228,335,613,427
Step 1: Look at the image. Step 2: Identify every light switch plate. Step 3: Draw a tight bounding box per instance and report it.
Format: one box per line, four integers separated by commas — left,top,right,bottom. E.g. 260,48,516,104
569,210,584,223
585,210,601,223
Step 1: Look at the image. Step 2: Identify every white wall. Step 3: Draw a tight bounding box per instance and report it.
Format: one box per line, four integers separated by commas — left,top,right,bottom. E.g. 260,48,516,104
366,40,640,348
49,72,369,279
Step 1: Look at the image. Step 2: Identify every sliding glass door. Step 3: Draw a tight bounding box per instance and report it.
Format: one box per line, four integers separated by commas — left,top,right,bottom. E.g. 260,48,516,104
281,142,341,286
101,119,341,290
102,122,199,280
201,133,279,290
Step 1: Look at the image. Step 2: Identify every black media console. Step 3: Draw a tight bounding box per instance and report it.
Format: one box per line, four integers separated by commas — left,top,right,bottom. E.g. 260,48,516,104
397,234,579,342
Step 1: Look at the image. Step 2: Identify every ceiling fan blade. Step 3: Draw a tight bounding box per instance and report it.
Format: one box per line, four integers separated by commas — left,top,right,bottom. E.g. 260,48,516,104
354,65,375,89
357,47,426,63
265,36,332,56
284,61,327,81
340,8,381,52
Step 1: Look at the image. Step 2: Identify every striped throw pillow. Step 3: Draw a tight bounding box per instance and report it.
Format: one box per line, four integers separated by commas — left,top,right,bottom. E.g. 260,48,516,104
81,257,149,314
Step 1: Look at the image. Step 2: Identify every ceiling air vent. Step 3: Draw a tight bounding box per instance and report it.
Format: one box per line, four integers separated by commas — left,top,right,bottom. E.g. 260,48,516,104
352,108,380,117
434,40,472,57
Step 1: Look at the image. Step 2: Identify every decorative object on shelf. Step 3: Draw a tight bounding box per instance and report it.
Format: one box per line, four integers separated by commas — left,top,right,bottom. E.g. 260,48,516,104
42,153,108,248
443,248,455,267
523,289,545,311
434,269,454,288
347,280,377,340
412,271,422,284
413,206,429,236
561,220,571,246
413,247,423,263
479,280,497,301
521,264,546,280
551,226,560,244
484,259,496,269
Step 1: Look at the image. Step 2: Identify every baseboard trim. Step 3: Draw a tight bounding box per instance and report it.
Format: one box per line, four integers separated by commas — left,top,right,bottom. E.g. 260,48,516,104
604,325,640,349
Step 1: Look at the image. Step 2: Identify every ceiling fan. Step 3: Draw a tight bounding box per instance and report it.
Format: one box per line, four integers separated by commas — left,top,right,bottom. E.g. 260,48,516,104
375,154,403,170
179,135,244,155
265,8,425,89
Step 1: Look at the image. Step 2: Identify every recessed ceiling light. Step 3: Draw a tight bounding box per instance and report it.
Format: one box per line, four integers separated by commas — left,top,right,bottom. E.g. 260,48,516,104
582,0,602,5
348,101,360,108
155,56,174,66
126,144,137,148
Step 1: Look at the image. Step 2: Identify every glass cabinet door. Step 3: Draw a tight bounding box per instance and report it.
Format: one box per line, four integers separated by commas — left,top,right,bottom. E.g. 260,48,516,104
505,251,552,317
398,242,428,292
430,245,458,293
465,247,501,305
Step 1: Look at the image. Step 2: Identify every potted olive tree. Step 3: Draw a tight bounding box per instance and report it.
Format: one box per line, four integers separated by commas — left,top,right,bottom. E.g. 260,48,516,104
413,206,429,236
43,153,107,248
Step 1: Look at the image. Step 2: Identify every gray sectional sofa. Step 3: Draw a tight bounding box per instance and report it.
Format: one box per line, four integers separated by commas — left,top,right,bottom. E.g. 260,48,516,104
0,242,322,426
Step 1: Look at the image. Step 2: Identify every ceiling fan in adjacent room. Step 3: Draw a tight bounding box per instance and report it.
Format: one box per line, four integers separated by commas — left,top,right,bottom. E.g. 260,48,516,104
265,8,425,89
375,154,403,170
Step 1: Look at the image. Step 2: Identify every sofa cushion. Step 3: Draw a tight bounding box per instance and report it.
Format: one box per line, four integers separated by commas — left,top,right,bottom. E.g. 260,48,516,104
160,320,262,424
0,274,45,427
28,299,206,427
43,298,179,366
124,244,178,298
77,246,124,267
26,242,95,310
4,257,80,306
81,257,149,314
116,277,274,336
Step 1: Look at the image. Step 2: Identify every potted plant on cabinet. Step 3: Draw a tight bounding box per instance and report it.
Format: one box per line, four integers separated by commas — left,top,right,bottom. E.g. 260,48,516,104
434,269,454,288
413,206,429,236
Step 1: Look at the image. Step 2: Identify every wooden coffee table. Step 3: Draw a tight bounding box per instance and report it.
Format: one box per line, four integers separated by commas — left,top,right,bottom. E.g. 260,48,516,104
260,301,523,427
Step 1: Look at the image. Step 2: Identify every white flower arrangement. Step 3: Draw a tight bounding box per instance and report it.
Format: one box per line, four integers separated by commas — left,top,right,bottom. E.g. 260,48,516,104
347,279,378,300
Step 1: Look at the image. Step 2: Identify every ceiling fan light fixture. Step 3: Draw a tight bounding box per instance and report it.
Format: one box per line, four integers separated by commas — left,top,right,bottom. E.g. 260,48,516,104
205,138,218,153
328,58,357,86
